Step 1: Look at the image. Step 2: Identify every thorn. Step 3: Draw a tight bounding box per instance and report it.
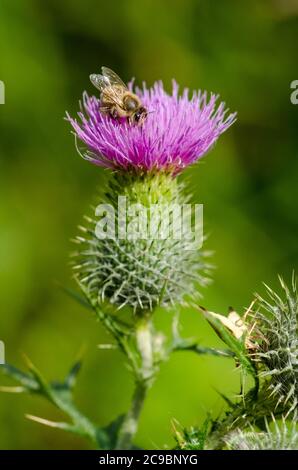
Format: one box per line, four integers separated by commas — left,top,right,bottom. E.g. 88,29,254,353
75,344,87,362
243,299,257,320
83,215,94,223
97,344,117,350
0,386,25,393
25,414,61,428
21,352,34,370
171,418,184,445
77,225,88,233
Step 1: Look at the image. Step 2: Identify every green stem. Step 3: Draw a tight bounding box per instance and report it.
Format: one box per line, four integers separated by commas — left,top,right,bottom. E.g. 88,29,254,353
172,342,234,358
116,314,154,450
115,381,148,450
135,315,154,380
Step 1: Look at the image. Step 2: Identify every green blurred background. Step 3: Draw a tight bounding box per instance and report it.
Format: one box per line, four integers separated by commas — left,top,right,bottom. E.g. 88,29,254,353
0,0,298,449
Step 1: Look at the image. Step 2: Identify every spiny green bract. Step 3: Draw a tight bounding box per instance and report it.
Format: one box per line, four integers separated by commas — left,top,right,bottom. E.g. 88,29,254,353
73,171,211,312
253,275,298,414
226,418,298,450
173,420,210,450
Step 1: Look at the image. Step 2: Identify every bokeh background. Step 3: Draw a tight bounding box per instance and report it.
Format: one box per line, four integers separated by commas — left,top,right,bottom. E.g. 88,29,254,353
0,0,298,449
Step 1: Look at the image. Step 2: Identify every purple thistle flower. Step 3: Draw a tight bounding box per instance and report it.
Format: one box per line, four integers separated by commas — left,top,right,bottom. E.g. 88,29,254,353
67,80,236,173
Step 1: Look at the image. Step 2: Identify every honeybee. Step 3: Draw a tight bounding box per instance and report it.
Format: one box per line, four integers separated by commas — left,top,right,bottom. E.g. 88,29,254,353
90,66,147,125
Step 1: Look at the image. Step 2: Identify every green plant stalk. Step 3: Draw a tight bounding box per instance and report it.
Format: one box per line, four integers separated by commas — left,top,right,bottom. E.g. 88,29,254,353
116,314,154,450
172,341,234,358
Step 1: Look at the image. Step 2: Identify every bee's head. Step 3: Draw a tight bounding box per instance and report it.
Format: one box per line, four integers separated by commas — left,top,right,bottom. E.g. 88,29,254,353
132,107,148,125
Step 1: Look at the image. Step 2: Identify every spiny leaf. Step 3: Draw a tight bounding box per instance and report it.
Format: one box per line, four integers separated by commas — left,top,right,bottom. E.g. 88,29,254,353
213,388,236,409
22,354,54,402
0,364,39,391
57,282,93,310
96,415,126,450
173,418,211,450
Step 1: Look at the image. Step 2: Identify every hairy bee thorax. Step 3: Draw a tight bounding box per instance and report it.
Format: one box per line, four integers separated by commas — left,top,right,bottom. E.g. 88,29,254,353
123,93,140,111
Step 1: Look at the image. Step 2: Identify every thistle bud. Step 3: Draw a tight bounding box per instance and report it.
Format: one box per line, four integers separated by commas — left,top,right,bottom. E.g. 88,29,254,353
74,172,210,312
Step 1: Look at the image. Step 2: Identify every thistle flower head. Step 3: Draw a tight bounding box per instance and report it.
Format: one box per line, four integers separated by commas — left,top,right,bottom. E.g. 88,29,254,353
68,73,234,312
67,80,236,173
250,275,298,414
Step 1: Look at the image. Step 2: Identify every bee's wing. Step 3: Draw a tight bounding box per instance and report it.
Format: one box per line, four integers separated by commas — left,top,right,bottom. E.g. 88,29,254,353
90,74,110,92
101,66,128,89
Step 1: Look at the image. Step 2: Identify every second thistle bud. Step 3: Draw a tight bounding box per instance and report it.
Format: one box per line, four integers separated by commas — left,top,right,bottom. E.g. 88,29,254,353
252,276,298,414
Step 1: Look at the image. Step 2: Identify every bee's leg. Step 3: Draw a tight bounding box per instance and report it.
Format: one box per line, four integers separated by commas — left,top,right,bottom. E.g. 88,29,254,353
99,106,110,116
116,107,129,119
109,106,119,119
